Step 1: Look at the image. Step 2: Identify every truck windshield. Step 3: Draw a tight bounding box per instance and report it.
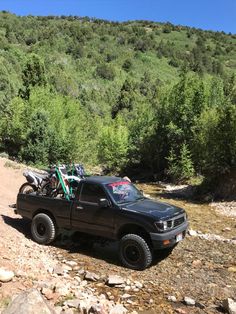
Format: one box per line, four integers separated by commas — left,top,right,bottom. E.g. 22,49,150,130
106,181,144,204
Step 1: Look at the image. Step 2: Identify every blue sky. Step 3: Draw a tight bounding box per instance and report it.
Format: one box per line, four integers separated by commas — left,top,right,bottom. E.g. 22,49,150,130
0,0,235,33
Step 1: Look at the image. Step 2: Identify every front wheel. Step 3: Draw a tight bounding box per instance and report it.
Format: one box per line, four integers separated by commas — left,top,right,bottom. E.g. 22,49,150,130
31,213,57,244
19,183,36,194
119,234,152,270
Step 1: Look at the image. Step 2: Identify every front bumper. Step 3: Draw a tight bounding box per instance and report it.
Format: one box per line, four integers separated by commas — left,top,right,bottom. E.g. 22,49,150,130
150,220,189,249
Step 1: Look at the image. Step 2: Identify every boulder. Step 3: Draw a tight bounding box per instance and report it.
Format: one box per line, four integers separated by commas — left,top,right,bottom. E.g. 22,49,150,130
2,289,55,314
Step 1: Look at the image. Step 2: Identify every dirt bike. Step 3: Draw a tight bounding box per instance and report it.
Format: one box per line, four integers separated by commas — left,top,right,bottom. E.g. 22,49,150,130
42,165,82,200
19,170,50,194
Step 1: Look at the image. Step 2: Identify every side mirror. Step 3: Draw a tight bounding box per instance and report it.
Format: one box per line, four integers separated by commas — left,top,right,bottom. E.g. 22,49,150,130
98,198,109,208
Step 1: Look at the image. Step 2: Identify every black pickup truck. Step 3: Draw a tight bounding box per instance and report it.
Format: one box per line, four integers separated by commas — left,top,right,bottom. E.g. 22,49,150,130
16,176,188,270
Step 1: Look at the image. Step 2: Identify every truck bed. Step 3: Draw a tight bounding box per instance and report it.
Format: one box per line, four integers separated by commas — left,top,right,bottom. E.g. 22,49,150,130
17,193,72,229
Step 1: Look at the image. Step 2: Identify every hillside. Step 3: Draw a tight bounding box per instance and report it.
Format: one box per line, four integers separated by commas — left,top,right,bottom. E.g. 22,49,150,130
0,12,236,190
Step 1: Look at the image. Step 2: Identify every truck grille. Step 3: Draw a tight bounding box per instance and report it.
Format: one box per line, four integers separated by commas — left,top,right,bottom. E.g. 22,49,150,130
155,213,186,232
166,215,185,229
174,216,185,227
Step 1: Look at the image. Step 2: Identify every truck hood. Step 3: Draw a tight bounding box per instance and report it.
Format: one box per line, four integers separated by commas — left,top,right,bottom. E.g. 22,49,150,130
121,198,184,220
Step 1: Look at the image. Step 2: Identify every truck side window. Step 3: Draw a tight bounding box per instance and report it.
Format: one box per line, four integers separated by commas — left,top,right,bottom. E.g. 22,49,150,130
80,183,107,204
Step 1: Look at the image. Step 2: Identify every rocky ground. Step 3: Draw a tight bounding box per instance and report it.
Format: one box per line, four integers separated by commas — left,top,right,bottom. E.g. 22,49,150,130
0,158,235,314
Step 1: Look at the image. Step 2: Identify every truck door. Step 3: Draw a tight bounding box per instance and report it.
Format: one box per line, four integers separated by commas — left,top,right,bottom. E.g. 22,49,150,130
71,182,115,237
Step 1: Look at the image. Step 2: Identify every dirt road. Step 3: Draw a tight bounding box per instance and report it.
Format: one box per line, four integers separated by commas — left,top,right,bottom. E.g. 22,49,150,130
0,159,60,309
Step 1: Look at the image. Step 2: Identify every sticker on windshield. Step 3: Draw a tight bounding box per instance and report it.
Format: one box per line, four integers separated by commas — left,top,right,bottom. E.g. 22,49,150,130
108,181,130,187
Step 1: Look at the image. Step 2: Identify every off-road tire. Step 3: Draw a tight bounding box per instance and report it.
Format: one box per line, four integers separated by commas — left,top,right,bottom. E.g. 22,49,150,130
31,213,56,244
119,234,152,270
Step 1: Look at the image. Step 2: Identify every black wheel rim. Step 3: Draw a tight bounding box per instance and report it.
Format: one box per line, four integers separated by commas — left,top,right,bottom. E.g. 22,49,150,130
37,223,46,236
123,243,141,264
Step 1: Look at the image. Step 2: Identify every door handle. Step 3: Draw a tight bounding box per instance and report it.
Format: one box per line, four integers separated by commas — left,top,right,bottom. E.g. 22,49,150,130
76,206,84,210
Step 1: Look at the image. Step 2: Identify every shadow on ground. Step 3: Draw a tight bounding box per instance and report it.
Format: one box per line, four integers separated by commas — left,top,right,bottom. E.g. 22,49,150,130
1,214,32,239
2,213,169,270
53,231,169,269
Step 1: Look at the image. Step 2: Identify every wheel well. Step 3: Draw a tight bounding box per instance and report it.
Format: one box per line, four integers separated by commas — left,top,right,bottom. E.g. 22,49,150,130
117,224,151,246
33,209,57,226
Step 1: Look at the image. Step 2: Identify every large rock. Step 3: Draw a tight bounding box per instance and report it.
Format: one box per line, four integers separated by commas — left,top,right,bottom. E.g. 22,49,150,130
0,268,14,282
2,289,55,314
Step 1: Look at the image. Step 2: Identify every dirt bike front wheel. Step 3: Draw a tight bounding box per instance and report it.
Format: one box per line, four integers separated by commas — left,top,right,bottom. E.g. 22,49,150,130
41,182,60,198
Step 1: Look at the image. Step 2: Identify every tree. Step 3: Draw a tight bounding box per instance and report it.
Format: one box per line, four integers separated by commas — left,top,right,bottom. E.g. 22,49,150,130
95,64,115,80
0,97,27,157
112,79,137,118
127,102,156,170
0,57,21,113
21,110,51,165
122,59,133,72
98,116,129,173
167,143,194,182
193,103,236,180
21,54,47,99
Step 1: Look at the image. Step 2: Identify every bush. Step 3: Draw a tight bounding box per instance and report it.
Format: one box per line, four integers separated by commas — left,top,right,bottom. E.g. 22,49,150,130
167,144,194,182
96,64,115,80
122,59,133,72
98,117,129,173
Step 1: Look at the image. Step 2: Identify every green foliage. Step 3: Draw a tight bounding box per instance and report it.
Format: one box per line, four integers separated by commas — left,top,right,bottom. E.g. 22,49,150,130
0,12,235,190
167,144,194,182
98,117,129,172
20,53,47,99
112,79,138,118
122,59,133,72
0,56,21,113
0,97,27,156
127,102,156,169
193,103,236,180
95,63,115,80
21,110,51,165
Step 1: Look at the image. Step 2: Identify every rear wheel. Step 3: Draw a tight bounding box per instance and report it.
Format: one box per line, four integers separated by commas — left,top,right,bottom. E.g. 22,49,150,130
31,213,56,244
41,182,53,196
119,234,152,270
19,183,36,194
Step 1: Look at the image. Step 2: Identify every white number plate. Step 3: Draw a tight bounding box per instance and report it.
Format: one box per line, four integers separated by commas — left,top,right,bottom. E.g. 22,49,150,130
176,233,183,242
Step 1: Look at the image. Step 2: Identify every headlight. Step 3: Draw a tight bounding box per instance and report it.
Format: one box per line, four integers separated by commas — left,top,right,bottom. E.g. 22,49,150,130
184,212,188,221
154,220,168,231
